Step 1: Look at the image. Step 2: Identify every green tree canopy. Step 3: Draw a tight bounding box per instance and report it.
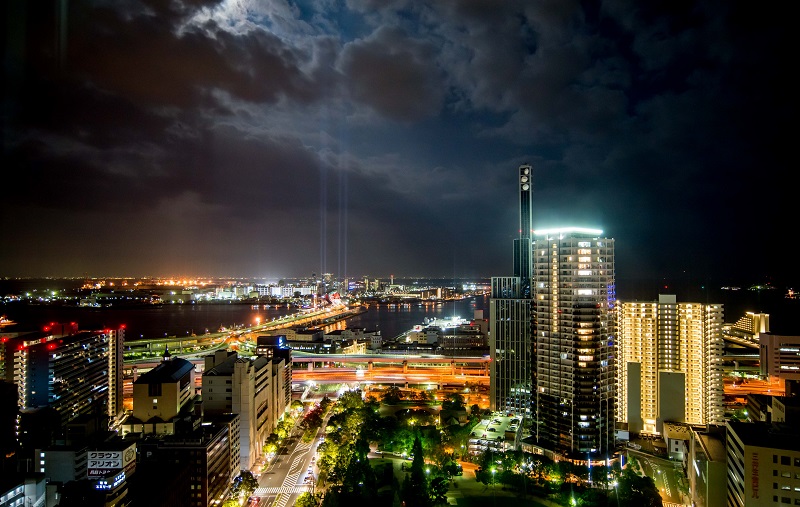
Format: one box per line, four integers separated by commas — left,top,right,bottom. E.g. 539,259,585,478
382,385,402,404
295,492,322,507
441,393,466,411
613,468,664,507
231,470,259,499
402,435,431,507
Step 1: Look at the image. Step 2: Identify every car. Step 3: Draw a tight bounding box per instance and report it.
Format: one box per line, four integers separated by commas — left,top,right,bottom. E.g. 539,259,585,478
248,497,260,506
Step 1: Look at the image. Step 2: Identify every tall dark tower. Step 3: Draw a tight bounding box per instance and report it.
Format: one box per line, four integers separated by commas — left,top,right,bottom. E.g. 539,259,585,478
513,164,533,298
489,164,534,419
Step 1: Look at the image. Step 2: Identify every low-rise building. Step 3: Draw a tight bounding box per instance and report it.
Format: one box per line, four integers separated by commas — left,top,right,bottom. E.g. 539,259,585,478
689,424,726,507
467,413,522,455
726,421,800,507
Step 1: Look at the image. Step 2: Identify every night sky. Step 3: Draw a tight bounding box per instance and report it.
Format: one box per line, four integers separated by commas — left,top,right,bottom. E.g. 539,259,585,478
2,1,795,294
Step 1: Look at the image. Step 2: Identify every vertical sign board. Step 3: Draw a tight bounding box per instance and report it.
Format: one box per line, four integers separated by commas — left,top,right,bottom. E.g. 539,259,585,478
747,447,760,502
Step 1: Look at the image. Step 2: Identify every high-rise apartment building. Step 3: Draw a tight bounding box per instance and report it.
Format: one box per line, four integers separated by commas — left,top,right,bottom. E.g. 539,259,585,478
617,295,725,434
9,327,120,432
108,326,125,426
489,164,534,417
530,227,616,461
1,323,125,433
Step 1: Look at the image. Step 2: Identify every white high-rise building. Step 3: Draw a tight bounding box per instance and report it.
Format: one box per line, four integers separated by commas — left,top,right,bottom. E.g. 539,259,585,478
203,350,280,471
617,295,724,435
530,227,616,461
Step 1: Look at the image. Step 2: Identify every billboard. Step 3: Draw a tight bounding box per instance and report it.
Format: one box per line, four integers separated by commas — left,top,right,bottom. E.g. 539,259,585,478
87,444,136,478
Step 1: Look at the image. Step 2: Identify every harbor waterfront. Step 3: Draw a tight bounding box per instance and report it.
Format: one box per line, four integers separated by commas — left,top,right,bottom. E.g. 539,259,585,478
1,293,490,343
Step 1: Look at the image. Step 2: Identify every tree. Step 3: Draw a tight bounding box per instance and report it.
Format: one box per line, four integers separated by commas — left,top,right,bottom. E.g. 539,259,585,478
320,395,333,411
441,393,465,411
291,399,305,413
402,436,430,507
613,468,664,507
382,385,402,404
429,476,450,505
264,432,281,455
295,492,322,507
231,470,259,500
338,389,365,411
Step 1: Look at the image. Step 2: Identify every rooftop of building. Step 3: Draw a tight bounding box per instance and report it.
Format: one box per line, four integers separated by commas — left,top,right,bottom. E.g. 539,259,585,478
469,413,522,441
727,421,800,451
0,473,46,496
692,425,727,462
774,396,800,408
663,421,692,440
204,353,270,376
134,358,194,384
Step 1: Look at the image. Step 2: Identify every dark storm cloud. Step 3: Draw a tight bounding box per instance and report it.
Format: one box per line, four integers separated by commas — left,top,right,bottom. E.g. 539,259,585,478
1,0,795,291
339,25,445,122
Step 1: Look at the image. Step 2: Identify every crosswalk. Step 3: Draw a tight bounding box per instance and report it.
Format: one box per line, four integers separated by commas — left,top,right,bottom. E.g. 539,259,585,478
253,438,317,506
253,485,311,496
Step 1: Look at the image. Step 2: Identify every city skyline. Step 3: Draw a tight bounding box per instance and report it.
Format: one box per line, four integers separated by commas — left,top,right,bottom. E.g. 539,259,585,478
2,1,795,292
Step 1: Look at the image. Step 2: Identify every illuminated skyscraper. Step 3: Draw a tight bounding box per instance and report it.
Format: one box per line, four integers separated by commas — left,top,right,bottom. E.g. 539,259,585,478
530,227,616,461
617,295,724,434
490,164,534,417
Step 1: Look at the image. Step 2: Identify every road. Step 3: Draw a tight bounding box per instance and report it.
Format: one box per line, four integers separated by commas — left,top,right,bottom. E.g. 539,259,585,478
250,418,327,507
627,449,686,505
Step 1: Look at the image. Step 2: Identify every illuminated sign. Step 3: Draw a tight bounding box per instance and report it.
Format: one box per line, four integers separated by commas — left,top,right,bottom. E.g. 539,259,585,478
87,444,136,478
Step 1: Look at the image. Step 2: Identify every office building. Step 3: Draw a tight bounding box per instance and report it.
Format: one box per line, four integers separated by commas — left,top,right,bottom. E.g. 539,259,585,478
136,417,238,507
256,336,292,414
202,350,275,470
726,421,800,507
617,295,725,434
489,164,534,417
121,355,196,436
760,333,800,381
688,424,727,507
530,227,616,461
0,473,46,507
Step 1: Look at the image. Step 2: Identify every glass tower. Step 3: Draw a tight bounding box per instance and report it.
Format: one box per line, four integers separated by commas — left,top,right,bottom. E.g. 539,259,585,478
489,165,534,417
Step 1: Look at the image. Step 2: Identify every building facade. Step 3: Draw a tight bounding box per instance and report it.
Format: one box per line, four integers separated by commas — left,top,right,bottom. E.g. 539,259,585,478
489,164,534,418
759,333,800,381
530,227,616,461
726,421,800,507
202,350,274,470
617,295,725,434
122,356,196,435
